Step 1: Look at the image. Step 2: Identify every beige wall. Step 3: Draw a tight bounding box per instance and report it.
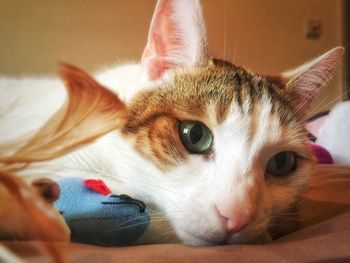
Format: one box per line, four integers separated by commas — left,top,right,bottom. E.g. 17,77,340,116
0,0,345,112
203,0,345,112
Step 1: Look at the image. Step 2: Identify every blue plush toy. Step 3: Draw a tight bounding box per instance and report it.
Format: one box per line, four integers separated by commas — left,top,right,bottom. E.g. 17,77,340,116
54,178,149,246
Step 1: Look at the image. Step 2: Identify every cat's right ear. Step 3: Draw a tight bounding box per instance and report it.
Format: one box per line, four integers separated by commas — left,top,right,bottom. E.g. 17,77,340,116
281,46,344,114
141,0,210,81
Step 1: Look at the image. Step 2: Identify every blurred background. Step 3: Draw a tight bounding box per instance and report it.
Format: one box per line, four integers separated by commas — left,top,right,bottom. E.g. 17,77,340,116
0,0,348,112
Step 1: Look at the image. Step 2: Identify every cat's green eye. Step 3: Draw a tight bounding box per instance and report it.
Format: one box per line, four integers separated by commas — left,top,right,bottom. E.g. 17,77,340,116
266,151,297,177
179,121,213,154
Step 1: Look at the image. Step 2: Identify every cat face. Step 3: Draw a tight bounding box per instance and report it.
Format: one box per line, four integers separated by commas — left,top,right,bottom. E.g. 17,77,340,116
123,61,312,244
122,0,343,245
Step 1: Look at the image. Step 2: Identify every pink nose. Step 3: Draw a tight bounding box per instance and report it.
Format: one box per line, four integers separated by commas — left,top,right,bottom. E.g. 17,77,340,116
217,206,256,234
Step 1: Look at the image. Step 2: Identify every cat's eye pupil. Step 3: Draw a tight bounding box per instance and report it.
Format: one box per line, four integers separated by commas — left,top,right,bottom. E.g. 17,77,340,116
266,151,297,177
275,152,287,169
190,124,203,144
179,121,213,154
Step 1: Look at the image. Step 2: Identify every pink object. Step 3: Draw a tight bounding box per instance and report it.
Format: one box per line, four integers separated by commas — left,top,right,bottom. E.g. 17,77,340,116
309,144,333,164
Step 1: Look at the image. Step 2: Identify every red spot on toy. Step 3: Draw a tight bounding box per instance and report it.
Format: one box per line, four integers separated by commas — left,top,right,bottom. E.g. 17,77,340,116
83,179,111,195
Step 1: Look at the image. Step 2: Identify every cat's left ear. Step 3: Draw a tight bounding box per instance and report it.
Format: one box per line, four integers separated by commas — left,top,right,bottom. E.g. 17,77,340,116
282,46,344,113
141,0,210,81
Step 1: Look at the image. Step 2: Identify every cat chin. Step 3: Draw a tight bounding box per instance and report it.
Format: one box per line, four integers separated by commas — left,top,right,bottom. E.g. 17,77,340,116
176,224,268,246
177,229,226,246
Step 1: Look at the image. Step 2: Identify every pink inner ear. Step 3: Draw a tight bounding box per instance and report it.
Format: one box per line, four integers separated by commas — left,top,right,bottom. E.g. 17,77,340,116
141,0,208,81
306,115,328,138
142,1,182,80
283,47,344,113
143,56,173,80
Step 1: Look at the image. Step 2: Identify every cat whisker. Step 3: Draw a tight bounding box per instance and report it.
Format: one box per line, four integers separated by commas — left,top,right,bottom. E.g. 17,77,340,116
309,178,350,185
149,210,183,216
268,223,300,228
67,164,186,203
147,227,177,243
231,27,239,64
309,174,350,179
106,208,185,234
270,212,299,219
109,218,171,233
269,216,300,223
302,87,348,122
104,215,153,232
270,211,299,217
223,10,227,62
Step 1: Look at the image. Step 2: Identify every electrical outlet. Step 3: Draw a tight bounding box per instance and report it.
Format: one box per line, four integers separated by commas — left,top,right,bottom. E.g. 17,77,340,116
306,19,322,39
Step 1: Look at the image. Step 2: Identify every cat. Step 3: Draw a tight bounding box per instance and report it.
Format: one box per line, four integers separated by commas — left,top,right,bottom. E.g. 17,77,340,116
0,0,344,246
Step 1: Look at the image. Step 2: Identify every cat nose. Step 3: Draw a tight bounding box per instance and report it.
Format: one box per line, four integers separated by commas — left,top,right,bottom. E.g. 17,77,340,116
216,205,256,234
